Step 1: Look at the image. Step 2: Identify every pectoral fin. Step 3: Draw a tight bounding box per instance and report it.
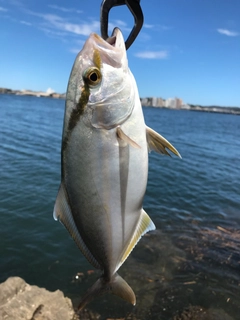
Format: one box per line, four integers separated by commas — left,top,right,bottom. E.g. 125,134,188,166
146,126,182,158
53,183,101,269
117,126,141,149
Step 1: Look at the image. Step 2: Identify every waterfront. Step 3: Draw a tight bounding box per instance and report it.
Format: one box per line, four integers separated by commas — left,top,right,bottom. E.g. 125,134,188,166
1,88,239,115
0,94,240,319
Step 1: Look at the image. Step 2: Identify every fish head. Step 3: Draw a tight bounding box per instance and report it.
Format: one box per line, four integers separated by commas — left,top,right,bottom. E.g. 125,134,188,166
64,28,136,132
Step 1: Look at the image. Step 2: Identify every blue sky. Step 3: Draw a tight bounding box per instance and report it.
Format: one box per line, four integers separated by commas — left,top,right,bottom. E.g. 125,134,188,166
0,0,239,106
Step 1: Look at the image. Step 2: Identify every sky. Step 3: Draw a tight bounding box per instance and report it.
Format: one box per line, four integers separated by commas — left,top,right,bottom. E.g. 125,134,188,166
0,0,239,107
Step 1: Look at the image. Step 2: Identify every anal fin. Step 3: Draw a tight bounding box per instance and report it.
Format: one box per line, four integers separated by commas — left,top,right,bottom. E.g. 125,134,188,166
146,125,182,158
53,183,101,269
118,209,155,269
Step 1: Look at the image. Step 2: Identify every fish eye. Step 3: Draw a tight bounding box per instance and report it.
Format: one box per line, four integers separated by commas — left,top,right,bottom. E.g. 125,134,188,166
84,67,102,87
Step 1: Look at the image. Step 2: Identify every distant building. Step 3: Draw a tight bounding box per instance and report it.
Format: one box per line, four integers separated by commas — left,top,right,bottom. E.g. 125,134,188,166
165,98,176,108
176,98,183,109
152,97,165,107
140,96,184,108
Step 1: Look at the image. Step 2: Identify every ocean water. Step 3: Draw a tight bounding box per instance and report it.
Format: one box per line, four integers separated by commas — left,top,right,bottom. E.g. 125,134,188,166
0,94,240,319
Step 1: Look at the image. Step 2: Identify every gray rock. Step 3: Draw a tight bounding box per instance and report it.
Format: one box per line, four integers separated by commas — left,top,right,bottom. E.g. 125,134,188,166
0,277,75,320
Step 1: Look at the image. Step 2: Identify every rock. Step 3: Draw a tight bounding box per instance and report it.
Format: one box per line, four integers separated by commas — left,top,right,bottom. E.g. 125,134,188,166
0,277,75,320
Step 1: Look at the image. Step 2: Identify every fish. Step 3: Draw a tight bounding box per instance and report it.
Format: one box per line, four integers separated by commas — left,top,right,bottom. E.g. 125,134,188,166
53,27,181,311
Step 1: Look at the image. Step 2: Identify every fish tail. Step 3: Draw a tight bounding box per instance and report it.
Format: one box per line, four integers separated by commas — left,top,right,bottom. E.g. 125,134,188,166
111,273,136,305
77,273,136,311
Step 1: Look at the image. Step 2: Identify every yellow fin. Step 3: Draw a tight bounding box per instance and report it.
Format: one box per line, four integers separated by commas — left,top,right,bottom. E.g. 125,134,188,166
117,126,141,149
146,125,182,158
53,183,101,269
119,210,155,269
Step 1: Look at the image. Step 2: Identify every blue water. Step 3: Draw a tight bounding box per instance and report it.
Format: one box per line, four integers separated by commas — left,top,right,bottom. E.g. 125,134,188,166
0,94,240,319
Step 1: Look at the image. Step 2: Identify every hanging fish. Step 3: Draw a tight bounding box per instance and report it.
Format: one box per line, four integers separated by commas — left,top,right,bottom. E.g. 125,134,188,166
53,28,181,310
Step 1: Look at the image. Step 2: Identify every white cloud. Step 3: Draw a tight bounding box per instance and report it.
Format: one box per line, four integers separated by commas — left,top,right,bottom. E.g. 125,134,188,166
36,13,99,36
0,6,8,11
159,25,172,31
108,20,131,34
138,32,151,41
69,48,81,54
39,27,68,38
114,19,127,27
20,20,31,26
144,24,154,29
217,28,239,37
135,50,168,59
144,24,172,31
26,10,132,41
48,4,82,14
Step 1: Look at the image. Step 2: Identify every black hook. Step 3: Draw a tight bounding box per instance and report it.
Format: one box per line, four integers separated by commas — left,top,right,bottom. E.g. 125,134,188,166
100,0,143,49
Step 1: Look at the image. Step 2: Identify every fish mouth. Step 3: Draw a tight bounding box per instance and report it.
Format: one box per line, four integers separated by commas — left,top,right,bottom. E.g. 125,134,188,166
92,27,125,50
88,28,126,68
106,28,126,50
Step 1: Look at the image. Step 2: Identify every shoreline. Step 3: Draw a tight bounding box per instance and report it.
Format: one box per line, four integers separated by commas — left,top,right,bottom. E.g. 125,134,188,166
0,88,66,99
1,87,239,115
143,104,240,115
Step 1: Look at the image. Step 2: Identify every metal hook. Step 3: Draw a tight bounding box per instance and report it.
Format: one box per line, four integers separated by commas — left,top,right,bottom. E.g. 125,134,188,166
100,0,143,49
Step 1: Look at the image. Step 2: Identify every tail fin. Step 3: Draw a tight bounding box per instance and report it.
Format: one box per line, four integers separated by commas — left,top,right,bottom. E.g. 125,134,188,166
111,273,136,305
78,273,136,311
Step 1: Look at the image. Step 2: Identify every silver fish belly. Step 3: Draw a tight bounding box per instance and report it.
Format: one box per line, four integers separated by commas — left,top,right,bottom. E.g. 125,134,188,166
53,28,181,310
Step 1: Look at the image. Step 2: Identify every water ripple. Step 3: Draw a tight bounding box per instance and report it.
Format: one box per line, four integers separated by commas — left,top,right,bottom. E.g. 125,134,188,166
0,96,239,319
